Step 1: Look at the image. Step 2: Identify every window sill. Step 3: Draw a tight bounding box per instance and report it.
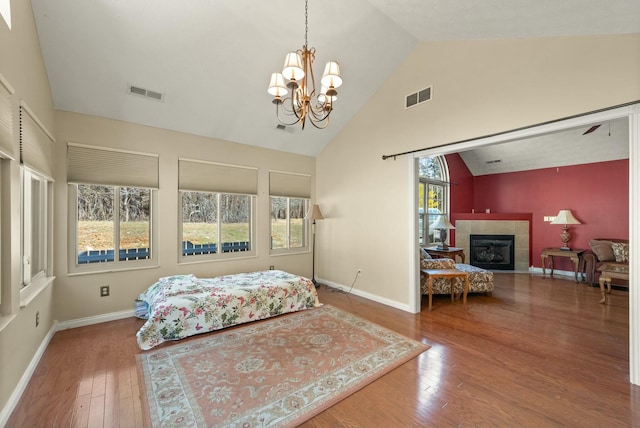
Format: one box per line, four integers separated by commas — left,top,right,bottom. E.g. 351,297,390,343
0,314,17,333
20,275,55,308
67,264,159,277
270,249,311,257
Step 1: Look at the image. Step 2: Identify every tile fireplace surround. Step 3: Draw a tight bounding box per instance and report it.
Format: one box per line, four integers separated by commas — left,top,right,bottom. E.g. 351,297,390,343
454,219,530,271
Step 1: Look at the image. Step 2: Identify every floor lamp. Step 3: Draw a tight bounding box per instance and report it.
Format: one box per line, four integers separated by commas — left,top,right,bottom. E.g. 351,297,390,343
306,204,324,286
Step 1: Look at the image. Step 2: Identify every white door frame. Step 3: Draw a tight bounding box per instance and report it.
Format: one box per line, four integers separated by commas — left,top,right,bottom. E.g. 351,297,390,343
408,103,640,385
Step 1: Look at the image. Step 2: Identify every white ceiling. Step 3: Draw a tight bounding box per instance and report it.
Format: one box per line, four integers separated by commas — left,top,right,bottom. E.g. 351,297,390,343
30,0,639,167
458,118,629,175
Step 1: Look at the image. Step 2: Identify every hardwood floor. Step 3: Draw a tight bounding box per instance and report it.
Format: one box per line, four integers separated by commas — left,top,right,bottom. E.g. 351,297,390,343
7,273,639,427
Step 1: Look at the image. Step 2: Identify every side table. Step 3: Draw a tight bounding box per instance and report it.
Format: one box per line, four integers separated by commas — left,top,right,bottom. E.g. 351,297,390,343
541,248,585,282
424,246,466,263
421,269,469,311
598,263,629,304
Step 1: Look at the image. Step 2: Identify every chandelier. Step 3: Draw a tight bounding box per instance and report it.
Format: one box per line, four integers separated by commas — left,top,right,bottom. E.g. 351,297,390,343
267,0,343,130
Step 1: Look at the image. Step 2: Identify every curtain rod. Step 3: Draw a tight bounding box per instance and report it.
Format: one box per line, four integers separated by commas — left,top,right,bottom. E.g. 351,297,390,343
381,100,640,161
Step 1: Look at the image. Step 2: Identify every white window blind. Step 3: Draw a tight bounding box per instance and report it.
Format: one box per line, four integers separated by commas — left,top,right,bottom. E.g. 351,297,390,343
67,143,159,189
269,171,311,198
19,105,54,178
179,158,258,195
0,75,15,158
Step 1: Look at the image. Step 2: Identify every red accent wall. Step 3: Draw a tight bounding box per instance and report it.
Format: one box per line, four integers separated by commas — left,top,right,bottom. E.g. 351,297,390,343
446,153,474,214
449,159,629,270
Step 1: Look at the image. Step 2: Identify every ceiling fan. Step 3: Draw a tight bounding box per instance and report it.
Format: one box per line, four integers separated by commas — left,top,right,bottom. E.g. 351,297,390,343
583,124,601,135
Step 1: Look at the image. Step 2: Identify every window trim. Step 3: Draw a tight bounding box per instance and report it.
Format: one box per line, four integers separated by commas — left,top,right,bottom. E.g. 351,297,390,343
21,168,51,287
178,191,257,264
67,184,159,275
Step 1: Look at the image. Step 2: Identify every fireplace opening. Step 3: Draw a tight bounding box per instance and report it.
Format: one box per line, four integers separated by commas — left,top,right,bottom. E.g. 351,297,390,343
470,234,515,270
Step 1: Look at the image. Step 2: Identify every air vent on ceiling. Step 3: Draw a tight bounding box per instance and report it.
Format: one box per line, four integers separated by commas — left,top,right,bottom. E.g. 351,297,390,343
405,86,432,109
486,159,502,164
128,84,164,102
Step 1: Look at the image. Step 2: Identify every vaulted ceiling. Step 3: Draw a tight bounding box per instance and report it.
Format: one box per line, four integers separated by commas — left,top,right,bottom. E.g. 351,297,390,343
31,0,639,168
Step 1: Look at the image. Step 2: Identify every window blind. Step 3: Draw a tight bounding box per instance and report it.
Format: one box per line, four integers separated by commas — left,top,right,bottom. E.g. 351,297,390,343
0,76,15,158
67,143,159,189
179,158,258,195
269,171,311,198
19,105,54,179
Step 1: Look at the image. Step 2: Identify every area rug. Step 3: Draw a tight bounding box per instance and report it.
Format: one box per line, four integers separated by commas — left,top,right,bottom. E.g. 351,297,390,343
137,304,429,427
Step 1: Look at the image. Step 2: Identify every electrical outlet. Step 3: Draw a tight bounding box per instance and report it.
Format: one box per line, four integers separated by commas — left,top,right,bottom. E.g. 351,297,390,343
35,311,40,327
100,285,110,297
269,265,275,270
357,269,363,277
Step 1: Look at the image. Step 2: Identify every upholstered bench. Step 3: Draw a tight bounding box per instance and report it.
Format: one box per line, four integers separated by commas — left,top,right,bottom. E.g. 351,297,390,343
420,249,494,296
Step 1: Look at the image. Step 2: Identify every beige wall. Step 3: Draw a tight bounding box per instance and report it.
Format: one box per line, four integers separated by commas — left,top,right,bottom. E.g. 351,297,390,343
53,111,315,321
316,34,640,309
0,0,56,417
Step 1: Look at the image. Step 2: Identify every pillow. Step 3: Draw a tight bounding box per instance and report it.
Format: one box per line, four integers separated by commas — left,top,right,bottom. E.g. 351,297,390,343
420,248,432,260
611,242,629,263
589,240,615,262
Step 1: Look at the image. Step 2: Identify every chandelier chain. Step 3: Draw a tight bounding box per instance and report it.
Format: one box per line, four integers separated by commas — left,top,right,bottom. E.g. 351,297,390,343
304,0,309,48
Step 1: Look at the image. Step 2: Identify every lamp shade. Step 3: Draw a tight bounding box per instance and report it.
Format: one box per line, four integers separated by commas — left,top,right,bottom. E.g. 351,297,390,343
305,204,324,221
431,216,455,230
320,61,342,89
282,52,305,81
318,85,337,103
550,209,581,225
267,73,288,97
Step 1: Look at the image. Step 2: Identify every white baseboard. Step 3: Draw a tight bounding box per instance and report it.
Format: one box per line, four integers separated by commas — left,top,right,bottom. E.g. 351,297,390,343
528,266,587,281
56,309,135,331
0,321,57,428
316,276,412,312
1,309,136,427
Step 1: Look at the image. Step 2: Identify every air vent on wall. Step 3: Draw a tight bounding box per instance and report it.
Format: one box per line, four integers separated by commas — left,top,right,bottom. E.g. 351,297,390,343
405,86,432,109
128,84,164,102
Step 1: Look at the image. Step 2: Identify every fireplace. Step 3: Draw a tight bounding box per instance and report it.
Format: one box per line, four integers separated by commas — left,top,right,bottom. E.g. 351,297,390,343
470,234,515,270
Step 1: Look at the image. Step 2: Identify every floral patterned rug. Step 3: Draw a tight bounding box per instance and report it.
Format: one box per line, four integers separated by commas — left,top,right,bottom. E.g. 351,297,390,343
137,304,429,427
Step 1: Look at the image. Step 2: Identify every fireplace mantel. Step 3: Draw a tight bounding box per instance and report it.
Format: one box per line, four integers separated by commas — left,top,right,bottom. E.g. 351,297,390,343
452,213,533,222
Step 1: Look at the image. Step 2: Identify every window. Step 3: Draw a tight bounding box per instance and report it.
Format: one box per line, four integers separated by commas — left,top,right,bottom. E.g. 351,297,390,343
22,169,50,285
181,191,253,259
269,171,312,255
0,76,15,307
178,159,257,262
270,197,308,252
418,156,450,246
67,143,159,273
72,184,153,267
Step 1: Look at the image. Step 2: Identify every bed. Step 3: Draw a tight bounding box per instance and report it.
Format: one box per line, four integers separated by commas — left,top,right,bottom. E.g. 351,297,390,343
136,270,320,350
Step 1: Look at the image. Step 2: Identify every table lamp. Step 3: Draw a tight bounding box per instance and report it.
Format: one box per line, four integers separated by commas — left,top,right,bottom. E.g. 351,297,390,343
432,216,455,250
550,209,581,250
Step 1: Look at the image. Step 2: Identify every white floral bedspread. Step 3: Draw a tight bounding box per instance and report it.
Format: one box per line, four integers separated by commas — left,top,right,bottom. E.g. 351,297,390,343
136,270,320,350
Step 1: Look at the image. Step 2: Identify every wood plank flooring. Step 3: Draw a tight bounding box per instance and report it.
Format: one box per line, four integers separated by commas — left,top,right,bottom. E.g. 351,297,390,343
7,273,639,427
